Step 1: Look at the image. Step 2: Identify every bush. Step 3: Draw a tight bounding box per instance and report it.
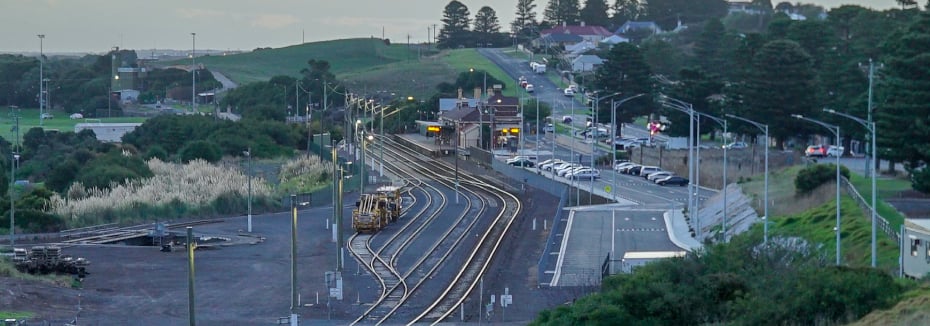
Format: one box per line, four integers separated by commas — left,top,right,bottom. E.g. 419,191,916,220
179,140,222,163
795,163,850,195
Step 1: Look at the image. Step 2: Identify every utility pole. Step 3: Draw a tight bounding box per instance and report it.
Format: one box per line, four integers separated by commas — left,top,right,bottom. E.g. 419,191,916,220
37,34,45,127
191,33,196,113
290,194,299,325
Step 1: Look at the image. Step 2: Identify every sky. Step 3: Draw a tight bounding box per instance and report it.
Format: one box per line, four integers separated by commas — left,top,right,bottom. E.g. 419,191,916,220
1,0,900,54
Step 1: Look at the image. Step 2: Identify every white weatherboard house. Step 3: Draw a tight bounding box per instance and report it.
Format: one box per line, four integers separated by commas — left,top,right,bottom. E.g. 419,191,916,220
902,218,930,279
75,122,142,143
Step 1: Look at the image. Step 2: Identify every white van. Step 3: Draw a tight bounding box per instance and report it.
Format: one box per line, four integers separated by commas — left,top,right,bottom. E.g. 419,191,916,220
638,166,662,177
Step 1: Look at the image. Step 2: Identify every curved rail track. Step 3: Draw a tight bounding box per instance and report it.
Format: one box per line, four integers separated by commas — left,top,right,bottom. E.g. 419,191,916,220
346,134,521,324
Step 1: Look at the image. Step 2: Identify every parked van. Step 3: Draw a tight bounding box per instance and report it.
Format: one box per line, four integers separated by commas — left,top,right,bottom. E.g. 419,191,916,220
638,166,662,177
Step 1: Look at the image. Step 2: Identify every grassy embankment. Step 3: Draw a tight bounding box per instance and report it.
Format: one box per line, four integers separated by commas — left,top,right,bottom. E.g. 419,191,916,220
1,109,146,144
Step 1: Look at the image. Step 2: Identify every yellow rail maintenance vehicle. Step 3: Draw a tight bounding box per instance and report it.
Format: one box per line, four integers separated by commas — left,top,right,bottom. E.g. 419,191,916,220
375,185,403,223
353,194,387,233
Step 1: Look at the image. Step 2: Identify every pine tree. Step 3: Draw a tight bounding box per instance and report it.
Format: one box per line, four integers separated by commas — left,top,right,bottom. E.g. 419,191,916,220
610,0,642,26
580,0,610,27
544,0,581,25
474,6,501,34
593,43,654,135
876,12,930,185
438,0,471,49
511,0,538,37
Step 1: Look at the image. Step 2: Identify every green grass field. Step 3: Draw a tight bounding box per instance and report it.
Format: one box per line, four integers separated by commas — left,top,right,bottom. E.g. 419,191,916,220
1,108,147,142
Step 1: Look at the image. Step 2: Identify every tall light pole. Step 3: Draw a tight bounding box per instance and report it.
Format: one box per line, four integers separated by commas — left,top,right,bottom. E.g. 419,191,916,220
244,148,253,233
590,92,621,203
861,58,881,178
793,114,842,265
37,34,45,127
611,94,646,202
697,112,728,242
825,108,877,267
9,152,19,247
191,32,196,112
660,96,696,235
289,194,299,325
726,114,769,244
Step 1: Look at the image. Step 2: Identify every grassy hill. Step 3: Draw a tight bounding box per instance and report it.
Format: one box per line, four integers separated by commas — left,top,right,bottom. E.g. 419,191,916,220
157,38,532,100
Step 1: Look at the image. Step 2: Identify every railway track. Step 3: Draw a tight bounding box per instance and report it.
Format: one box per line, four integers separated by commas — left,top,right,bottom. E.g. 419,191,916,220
349,140,458,324
58,219,223,246
347,135,520,324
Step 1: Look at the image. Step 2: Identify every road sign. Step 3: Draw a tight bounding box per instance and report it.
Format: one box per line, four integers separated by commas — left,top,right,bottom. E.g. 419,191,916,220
501,294,513,307
605,185,612,193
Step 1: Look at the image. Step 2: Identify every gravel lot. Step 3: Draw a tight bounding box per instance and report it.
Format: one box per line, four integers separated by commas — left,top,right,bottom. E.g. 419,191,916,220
2,157,572,325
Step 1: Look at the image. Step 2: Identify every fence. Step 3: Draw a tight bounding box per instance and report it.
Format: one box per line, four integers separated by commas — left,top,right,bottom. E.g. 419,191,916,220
841,177,900,243
537,186,569,287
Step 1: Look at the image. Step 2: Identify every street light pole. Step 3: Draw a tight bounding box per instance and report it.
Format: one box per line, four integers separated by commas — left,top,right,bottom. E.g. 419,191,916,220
697,112,728,242
660,96,696,235
37,34,45,127
289,194,299,325
590,92,621,203
244,148,252,233
610,94,646,202
726,114,769,244
191,33,196,113
825,108,877,267
793,114,842,265
9,152,19,247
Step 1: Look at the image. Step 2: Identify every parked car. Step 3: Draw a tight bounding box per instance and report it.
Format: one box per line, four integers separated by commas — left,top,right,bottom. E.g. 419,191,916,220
540,160,565,171
723,142,748,150
827,146,844,157
568,168,600,180
508,158,535,167
543,123,554,133
617,163,641,174
638,166,662,178
627,165,645,175
40,113,54,120
647,171,674,182
556,164,584,177
657,175,689,186
69,113,84,119
805,145,828,157
614,162,635,171
506,155,537,164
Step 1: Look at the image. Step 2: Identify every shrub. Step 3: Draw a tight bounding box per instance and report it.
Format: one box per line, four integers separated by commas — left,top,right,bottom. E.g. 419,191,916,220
179,140,222,163
795,163,850,195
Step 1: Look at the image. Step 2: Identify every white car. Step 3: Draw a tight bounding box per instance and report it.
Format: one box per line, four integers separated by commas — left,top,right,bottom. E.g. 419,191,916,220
525,84,535,93
540,160,565,171
69,113,84,119
567,168,600,180
827,146,844,157
555,163,583,177
614,162,635,171
563,88,575,97
647,171,673,182
639,166,662,177
506,155,536,164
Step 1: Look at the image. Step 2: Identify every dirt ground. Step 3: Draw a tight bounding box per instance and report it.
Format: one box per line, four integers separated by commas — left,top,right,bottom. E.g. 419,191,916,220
1,157,572,325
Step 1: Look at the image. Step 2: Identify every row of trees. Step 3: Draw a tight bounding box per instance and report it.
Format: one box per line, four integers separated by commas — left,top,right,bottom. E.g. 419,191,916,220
584,7,930,192
0,50,218,115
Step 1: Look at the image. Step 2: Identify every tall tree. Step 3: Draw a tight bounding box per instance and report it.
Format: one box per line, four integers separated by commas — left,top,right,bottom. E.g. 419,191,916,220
610,0,643,26
580,0,611,27
511,0,539,38
693,18,727,76
740,40,818,148
876,12,930,186
544,0,582,25
438,0,471,49
593,43,654,137
474,6,501,34
643,0,729,31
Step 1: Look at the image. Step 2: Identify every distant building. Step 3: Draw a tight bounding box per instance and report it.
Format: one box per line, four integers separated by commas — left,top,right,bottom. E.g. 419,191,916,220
729,1,765,15
540,22,614,44
571,55,605,72
74,122,142,143
615,21,662,35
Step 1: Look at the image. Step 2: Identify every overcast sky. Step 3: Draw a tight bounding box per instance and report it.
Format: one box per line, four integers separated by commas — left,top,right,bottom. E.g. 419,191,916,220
1,0,898,53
